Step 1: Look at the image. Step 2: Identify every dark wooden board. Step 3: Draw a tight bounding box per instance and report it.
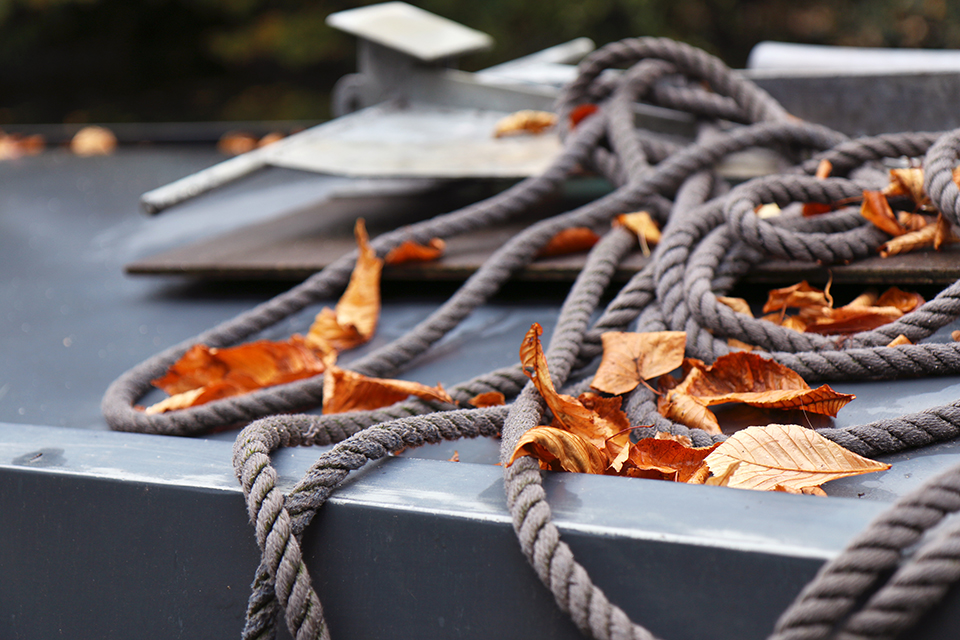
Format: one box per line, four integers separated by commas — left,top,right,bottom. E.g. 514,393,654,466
126,191,960,285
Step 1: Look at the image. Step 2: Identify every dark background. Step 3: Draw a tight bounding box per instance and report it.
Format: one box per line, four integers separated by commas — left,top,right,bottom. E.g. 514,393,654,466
1,0,958,126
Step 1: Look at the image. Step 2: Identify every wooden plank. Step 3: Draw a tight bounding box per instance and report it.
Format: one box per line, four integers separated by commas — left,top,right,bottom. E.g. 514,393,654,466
126,191,960,285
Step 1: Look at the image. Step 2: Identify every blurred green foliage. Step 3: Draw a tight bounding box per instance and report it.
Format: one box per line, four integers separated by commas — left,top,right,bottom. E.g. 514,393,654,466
1,0,958,124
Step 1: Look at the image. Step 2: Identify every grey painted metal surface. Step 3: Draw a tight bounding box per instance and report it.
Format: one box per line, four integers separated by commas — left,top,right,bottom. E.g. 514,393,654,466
6,145,960,639
5,421,960,640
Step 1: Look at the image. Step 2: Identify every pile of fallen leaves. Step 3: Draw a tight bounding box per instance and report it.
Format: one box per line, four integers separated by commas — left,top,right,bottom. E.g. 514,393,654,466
141,221,457,415
795,160,960,257
508,323,888,495
142,212,905,495
719,280,924,344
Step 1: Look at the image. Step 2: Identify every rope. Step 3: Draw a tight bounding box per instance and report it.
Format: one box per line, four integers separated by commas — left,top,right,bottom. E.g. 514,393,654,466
100,37,960,640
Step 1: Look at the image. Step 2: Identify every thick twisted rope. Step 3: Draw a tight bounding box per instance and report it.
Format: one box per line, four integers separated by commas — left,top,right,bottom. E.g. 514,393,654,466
102,37,960,640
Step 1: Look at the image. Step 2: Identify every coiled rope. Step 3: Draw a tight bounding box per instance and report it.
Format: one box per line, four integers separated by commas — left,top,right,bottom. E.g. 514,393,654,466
102,37,960,640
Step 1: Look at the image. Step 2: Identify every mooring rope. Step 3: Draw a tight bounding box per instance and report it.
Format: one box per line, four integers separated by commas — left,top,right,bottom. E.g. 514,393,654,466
102,37,960,640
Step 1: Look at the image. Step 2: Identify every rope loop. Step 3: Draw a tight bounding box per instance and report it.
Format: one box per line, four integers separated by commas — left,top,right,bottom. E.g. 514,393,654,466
100,35,960,640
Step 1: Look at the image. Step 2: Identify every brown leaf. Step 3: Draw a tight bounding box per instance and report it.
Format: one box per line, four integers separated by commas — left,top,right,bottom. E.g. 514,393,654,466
622,437,720,482
883,167,929,208
879,223,937,257
507,426,608,473
802,159,835,216
615,212,662,254
704,424,890,492
145,337,326,413
468,391,505,408
897,211,932,232
875,287,925,313
71,126,117,156
385,238,446,265
658,353,855,433
861,190,906,237
801,305,904,335
953,329,960,342
591,331,686,396
448,450,460,462
570,104,599,128
493,110,557,137
537,227,600,258
305,219,383,354
322,355,454,414
520,323,630,449
762,281,832,314
886,334,912,347
934,213,960,250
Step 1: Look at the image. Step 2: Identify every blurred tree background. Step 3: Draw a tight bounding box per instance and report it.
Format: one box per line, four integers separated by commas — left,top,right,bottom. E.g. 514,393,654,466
0,0,957,125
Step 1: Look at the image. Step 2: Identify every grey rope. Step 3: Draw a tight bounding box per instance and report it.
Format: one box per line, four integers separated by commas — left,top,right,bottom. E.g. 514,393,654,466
101,37,960,640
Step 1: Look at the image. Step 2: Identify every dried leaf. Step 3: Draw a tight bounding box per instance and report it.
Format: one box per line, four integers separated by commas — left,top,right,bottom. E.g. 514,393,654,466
322,355,454,414
879,224,937,257
257,132,285,148
469,391,505,408
591,331,686,395
507,426,608,473
493,110,557,138
886,334,911,347
875,287,925,313
861,190,905,237
305,219,383,354
448,450,460,462
145,337,326,413
536,227,601,258
704,424,890,492
615,211,661,255
801,305,904,335
814,159,833,179
727,338,756,351
802,159,835,216
520,323,630,448
755,203,781,219
385,238,446,264
934,213,960,250
897,211,932,232
884,168,929,208
570,104,599,128
218,131,258,156
71,126,117,156
762,281,832,314
953,330,960,342
622,437,720,482
658,353,855,433
0,132,45,160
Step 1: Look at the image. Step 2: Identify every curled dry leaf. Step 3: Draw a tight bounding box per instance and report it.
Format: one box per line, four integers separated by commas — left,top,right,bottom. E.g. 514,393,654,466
897,211,931,232
305,219,383,354
493,110,557,138
615,211,661,255
762,280,832,314
71,126,117,156
704,424,890,492
257,132,285,148
448,450,460,462
952,330,960,342
658,352,855,434
509,426,608,473
468,391,505,408
884,167,929,208
570,104,599,128
591,331,686,396
861,190,905,237
144,337,326,414
879,214,959,257
622,437,719,482
513,324,633,465
537,227,601,258
886,334,912,347
385,238,446,264
802,159,835,217
322,354,454,414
